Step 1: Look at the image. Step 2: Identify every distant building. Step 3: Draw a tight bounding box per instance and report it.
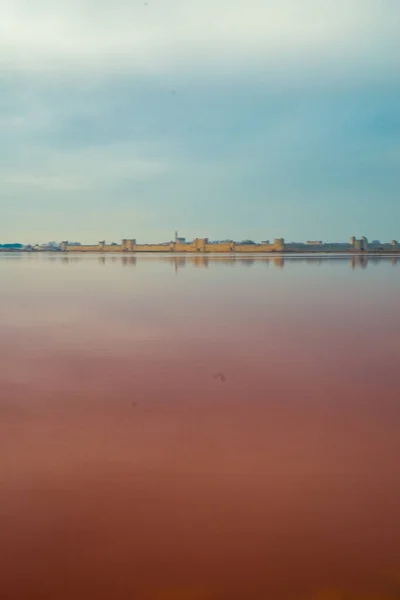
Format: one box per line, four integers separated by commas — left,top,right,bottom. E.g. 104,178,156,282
175,231,186,244
0,243,23,249
121,239,136,251
38,241,61,251
350,236,368,251
273,238,285,251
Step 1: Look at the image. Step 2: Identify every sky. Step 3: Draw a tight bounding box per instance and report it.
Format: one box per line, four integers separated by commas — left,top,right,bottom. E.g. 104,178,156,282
1,0,399,244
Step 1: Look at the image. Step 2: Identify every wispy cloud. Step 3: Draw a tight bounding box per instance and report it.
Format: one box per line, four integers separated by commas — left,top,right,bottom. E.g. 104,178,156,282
0,0,398,74
2,174,90,192
1,142,170,193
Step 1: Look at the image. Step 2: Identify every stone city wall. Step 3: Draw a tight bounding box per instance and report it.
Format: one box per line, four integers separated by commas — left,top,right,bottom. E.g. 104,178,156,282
62,238,286,253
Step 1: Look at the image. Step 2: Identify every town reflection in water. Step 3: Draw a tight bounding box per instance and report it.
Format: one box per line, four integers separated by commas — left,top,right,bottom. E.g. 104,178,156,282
53,253,400,270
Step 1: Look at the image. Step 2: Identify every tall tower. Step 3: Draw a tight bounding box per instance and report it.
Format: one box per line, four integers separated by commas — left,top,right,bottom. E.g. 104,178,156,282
175,230,179,243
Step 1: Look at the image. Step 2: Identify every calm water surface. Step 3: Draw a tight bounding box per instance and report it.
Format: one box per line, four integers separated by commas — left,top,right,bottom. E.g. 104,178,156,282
1,254,399,600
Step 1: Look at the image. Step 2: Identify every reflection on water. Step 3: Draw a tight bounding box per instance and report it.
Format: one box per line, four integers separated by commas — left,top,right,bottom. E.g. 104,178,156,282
0,254,399,600
349,256,368,270
122,256,137,267
25,253,400,271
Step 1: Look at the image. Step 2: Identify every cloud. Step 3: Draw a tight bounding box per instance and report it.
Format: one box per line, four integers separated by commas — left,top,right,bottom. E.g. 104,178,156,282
0,0,398,75
1,142,170,194
1,70,400,242
2,174,90,192
0,0,399,244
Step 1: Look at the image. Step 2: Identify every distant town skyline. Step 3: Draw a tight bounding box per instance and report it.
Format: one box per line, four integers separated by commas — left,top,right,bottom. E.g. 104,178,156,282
2,235,398,255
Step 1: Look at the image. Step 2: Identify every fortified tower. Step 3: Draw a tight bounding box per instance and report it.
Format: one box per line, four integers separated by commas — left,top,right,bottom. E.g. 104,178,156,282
192,238,208,252
350,236,368,251
274,238,285,252
122,239,136,251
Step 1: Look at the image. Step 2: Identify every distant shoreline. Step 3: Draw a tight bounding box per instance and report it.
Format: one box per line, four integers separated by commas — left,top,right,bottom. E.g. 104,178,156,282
2,249,400,256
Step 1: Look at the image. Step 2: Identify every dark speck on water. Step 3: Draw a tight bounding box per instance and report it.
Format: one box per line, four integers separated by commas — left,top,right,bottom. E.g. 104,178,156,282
213,372,226,382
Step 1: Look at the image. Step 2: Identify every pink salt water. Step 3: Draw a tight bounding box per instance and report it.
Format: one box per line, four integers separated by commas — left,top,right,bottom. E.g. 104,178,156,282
1,253,399,600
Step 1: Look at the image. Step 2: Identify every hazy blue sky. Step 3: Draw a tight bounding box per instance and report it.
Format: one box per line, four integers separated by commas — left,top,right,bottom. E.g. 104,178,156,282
1,0,399,243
